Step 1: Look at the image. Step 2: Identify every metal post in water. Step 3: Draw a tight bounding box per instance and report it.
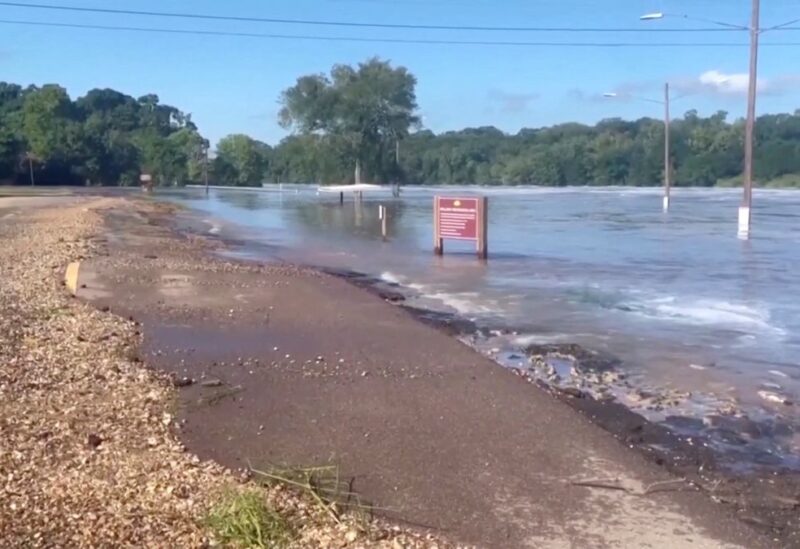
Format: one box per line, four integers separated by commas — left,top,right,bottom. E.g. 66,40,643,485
379,205,388,240
663,82,671,212
203,145,209,195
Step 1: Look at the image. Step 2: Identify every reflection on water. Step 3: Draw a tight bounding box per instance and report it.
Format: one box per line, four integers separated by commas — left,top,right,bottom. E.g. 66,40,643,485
161,185,800,467
292,200,411,239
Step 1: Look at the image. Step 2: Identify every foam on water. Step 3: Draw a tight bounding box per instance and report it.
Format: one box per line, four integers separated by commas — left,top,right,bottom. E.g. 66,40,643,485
513,333,569,346
625,296,784,337
380,271,403,285
382,271,503,316
425,292,497,316
512,332,610,346
205,219,223,235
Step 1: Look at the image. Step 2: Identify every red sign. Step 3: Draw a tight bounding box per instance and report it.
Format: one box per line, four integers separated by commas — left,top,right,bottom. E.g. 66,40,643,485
437,197,479,240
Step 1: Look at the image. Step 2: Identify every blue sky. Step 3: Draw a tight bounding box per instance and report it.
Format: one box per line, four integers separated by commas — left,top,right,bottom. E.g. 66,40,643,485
1,0,799,146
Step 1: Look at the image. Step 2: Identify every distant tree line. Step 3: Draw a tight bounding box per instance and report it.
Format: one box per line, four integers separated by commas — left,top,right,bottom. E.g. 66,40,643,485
0,83,207,186
3,64,800,188
394,112,800,187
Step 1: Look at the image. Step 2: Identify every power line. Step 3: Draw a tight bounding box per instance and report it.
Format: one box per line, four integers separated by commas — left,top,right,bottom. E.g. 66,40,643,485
0,0,759,32
4,18,800,47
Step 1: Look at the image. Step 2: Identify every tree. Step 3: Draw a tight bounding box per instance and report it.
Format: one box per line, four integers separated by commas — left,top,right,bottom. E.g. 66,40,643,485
213,134,270,186
22,86,81,162
279,58,419,184
169,128,208,183
17,85,87,184
0,83,27,179
0,123,22,179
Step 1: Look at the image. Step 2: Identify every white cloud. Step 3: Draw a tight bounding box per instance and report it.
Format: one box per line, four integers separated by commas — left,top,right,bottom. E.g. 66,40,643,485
692,69,800,96
570,69,799,108
698,70,752,94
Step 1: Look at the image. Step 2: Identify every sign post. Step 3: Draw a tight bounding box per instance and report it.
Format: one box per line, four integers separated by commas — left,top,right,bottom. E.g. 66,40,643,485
434,196,488,259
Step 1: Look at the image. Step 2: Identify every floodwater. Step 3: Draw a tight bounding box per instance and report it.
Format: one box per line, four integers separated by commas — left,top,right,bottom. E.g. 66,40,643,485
161,185,800,469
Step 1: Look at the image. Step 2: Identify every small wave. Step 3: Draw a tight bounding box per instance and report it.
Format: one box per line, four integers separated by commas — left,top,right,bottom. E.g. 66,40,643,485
379,272,435,297
513,333,570,346
380,271,403,285
206,220,222,235
379,272,492,315
626,296,784,336
426,291,495,315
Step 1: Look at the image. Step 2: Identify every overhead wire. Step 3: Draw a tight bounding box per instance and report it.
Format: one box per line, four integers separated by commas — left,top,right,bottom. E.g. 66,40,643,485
1,1,799,47
4,18,800,47
0,0,762,32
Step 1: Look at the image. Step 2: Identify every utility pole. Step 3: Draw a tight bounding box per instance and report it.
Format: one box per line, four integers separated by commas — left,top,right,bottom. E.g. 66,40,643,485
740,0,760,239
394,138,401,197
642,2,785,237
663,82,671,212
203,144,210,195
603,84,676,211
28,155,35,186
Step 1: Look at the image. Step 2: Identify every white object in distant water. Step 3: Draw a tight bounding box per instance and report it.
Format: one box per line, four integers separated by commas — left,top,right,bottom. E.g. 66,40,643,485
317,183,391,193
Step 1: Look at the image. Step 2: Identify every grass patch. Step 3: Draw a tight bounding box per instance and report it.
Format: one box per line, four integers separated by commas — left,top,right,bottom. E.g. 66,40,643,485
42,305,73,320
715,175,742,188
761,173,800,188
206,489,294,549
250,465,376,527
717,173,800,188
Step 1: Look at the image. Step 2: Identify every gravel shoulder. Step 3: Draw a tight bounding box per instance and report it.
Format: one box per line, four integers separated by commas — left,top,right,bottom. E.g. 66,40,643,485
0,195,447,548
69,196,782,548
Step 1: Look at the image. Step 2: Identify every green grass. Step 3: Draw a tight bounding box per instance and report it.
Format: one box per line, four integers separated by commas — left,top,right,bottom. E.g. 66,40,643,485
715,175,742,188
249,464,377,527
205,489,294,549
761,173,800,188
716,173,800,188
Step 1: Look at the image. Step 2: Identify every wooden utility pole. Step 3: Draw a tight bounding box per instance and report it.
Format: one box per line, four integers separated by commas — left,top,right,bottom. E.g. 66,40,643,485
603,86,675,211
663,82,671,212
740,0,760,239
203,144,210,195
394,138,402,197
28,155,35,186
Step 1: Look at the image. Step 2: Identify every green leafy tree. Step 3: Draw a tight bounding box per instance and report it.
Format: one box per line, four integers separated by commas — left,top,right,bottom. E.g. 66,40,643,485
213,134,270,186
21,85,83,175
279,58,419,184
